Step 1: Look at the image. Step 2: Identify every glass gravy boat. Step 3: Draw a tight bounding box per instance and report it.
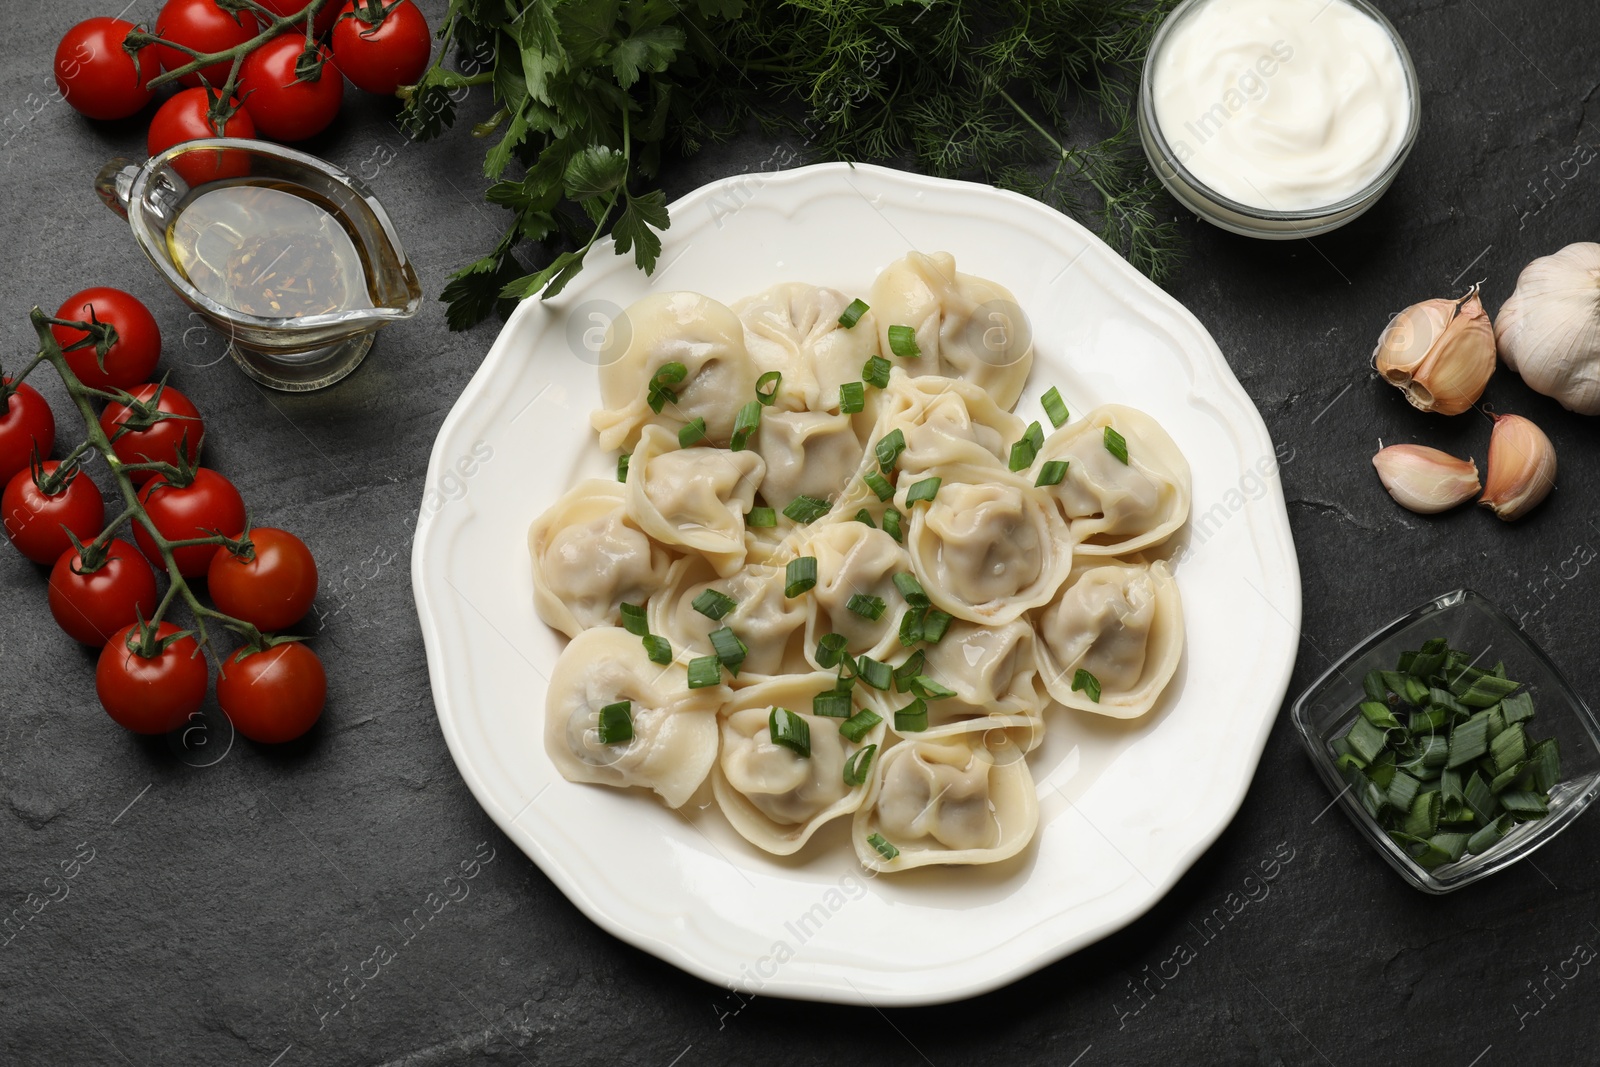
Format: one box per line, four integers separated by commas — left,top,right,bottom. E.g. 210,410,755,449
97,138,422,392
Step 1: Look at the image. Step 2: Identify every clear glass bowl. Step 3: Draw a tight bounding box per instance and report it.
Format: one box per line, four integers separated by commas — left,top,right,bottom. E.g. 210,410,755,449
1291,590,1600,893
1136,0,1421,239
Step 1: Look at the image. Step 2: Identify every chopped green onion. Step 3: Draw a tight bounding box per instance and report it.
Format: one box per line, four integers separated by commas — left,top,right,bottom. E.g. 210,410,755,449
853,509,876,527
862,355,892,389
783,496,832,524
922,609,952,643
678,417,708,447
866,832,899,861
1489,761,1526,794
648,361,688,413
886,324,920,358
1103,425,1129,464
905,477,940,506
746,506,777,528
1345,716,1389,764
1387,770,1422,813
838,708,882,744
1035,460,1069,487
692,588,737,621
1530,738,1561,793
863,469,895,501
1401,791,1441,837
881,507,903,543
1008,439,1035,472
837,298,870,328
1456,674,1522,708
875,429,906,472
843,744,877,786
1363,670,1390,704
892,572,927,603
769,707,811,758
897,605,926,647
1490,723,1528,775
1041,386,1068,428
813,688,852,718
1467,813,1513,853
596,700,633,744
857,656,891,691
641,634,672,665
1072,668,1102,704
619,602,650,637
730,400,761,451
839,381,866,414
909,675,955,700
1447,712,1491,768
755,371,782,406
709,627,748,675
686,656,722,689
815,633,849,669
617,453,630,482
1500,790,1549,818
847,594,887,621
1400,676,1431,706
785,556,818,597
893,698,928,732
892,650,927,692
1359,700,1402,730
1501,691,1536,724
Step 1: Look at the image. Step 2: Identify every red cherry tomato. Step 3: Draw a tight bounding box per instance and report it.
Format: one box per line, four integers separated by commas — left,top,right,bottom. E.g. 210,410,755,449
239,37,344,141
51,288,162,392
135,468,246,577
96,622,208,735
99,383,204,484
152,0,258,89
48,539,160,646
257,0,340,37
331,0,430,95
218,642,326,743
54,17,156,120
207,528,318,631
0,381,56,488
147,88,255,187
2,461,106,566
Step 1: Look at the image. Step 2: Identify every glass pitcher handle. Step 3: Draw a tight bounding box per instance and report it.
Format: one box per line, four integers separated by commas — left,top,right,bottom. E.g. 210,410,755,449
94,159,140,220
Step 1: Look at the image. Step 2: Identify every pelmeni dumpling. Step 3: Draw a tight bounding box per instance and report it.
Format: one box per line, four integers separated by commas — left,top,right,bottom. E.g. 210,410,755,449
904,465,1073,625
734,284,881,413
1031,405,1191,556
713,674,887,855
873,369,1025,477
1035,560,1184,719
544,627,728,808
869,620,1047,744
527,480,675,638
869,251,1034,409
649,556,811,681
626,424,765,576
852,729,1038,872
592,292,759,451
754,409,867,513
803,521,909,664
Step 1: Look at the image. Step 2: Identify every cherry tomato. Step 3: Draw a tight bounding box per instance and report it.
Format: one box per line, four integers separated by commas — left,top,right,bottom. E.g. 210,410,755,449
48,539,160,646
51,288,162,392
147,88,255,187
152,0,257,89
218,642,326,743
331,0,430,95
55,17,156,120
257,0,340,37
2,462,106,566
0,381,56,488
96,622,208,735
135,468,246,577
240,37,344,141
207,528,318,631
99,383,204,484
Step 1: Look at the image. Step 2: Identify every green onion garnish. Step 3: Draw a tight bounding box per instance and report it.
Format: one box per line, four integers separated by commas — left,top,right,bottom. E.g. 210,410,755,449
843,744,877,786
1072,669,1102,703
857,656,891,691
617,453,630,482
922,609,951,643
785,556,818,597
678,417,708,447
905,477,940,506
1041,386,1068,428
1447,712,1491,768
863,355,892,389
893,572,927,603
897,605,926,647
837,298,870,329
783,496,832,524
838,708,882,744
746,506,777,528
1009,422,1043,471
755,371,782,406
892,650,926,692
768,707,811,759
648,362,688,413
886,324,921,358
910,675,955,700
619,602,649,636
730,400,761,451
866,832,899,861
840,381,866,414
641,634,672,665
847,594,887,621
1035,460,1069,487
853,509,876,528
874,429,906,472
596,700,633,744
881,507,904,543
863,469,895,502
813,688,852,718
686,656,722,689
1103,425,1129,465
815,633,849,669
692,588,737,621
709,627,747,675
894,698,928,732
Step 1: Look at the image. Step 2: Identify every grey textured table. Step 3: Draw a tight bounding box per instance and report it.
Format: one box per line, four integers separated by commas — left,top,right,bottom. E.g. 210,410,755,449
4,2,1597,1064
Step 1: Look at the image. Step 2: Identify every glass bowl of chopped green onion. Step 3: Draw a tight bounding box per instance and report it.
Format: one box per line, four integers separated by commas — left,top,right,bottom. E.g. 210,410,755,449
1291,589,1600,893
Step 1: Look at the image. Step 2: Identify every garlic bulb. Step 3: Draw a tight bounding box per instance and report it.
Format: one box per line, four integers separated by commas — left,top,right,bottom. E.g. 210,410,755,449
1373,286,1496,415
1480,414,1556,521
1371,444,1480,513
1495,242,1600,415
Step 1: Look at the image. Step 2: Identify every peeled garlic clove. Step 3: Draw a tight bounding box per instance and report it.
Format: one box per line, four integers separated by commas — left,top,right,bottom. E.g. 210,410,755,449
1371,444,1480,513
1480,414,1557,521
1373,286,1496,415
1495,242,1600,415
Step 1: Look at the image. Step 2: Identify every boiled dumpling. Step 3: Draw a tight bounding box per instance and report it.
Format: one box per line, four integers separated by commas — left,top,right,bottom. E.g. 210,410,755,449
754,408,867,513
626,424,765,576
648,556,811,681
871,369,1025,477
544,627,728,807
713,674,887,855
867,620,1046,745
1031,405,1190,555
802,521,910,665
852,729,1038,872
869,251,1033,409
903,465,1073,625
734,283,881,414
592,292,760,451
527,480,675,639
1035,560,1184,719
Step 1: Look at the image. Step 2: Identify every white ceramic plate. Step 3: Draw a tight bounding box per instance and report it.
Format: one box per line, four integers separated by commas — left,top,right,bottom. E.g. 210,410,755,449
412,163,1302,1006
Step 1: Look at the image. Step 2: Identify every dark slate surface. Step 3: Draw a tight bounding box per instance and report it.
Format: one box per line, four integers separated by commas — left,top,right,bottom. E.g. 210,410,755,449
3,1,1597,1064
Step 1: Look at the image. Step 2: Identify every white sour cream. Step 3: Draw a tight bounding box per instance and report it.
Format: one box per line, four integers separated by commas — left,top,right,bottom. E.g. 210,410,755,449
1149,0,1411,211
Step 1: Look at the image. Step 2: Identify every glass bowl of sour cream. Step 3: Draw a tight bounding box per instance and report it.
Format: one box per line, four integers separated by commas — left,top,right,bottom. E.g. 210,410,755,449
1138,0,1420,239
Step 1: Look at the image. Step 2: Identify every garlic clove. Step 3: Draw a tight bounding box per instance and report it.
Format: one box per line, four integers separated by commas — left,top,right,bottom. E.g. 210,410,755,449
1373,286,1496,415
1479,414,1557,521
1371,444,1480,514
1495,242,1600,415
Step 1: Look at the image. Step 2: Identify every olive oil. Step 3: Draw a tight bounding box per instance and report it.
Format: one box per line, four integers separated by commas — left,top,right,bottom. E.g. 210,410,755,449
166,179,373,319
